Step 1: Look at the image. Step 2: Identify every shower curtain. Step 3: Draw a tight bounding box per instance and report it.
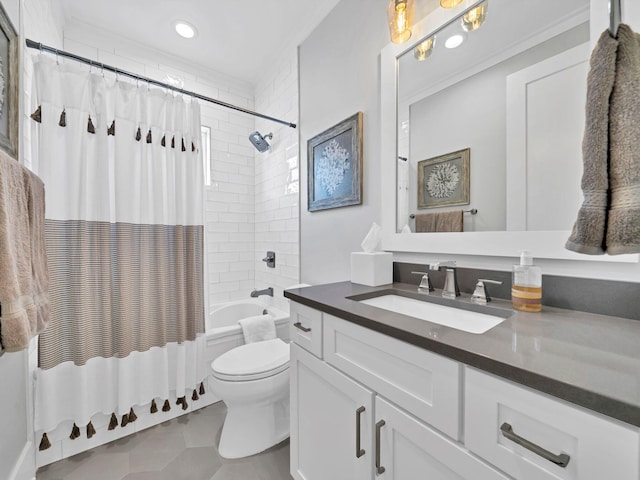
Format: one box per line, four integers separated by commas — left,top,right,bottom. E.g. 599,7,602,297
28,55,207,441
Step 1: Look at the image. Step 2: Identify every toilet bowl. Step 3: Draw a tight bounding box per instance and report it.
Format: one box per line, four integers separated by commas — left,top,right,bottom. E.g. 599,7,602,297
210,337,290,459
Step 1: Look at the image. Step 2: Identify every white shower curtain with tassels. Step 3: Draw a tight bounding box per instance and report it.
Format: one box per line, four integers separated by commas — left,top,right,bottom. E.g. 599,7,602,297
28,55,207,441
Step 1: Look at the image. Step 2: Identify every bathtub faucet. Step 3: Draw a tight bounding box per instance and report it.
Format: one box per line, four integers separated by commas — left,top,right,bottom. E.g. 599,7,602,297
250,287,274,298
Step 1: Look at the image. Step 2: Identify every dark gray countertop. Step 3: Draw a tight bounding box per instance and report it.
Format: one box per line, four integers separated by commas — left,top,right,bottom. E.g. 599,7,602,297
284,281,640,427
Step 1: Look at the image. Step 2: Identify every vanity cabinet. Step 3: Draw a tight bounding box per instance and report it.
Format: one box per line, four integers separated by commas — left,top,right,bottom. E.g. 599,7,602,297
289,302,640,480
290,305,509,480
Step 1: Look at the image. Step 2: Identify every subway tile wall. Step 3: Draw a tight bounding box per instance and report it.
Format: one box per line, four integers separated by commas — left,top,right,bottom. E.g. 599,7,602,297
254,50,301,310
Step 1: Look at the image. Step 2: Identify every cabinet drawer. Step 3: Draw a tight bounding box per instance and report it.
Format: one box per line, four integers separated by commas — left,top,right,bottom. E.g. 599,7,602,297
290,302,323,358
324,314,461,440
465,367,640,480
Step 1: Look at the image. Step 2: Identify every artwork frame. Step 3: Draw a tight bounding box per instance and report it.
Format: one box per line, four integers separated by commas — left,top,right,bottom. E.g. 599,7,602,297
0,2,17,158
417,148,470,209
307,112,363,212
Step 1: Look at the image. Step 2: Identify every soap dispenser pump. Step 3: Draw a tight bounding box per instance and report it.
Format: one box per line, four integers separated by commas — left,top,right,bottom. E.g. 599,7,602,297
511,251,542,312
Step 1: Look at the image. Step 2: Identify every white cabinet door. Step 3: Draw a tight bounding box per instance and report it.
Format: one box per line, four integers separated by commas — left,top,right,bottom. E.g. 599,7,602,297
375,397,511,480
465,367,640,480
290,344,374,480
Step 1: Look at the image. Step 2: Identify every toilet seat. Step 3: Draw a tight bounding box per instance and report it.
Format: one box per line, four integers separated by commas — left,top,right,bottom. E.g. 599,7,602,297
212,338,289,382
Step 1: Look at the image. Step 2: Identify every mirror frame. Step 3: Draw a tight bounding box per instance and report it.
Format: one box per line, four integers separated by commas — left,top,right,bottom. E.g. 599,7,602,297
380,0,637,263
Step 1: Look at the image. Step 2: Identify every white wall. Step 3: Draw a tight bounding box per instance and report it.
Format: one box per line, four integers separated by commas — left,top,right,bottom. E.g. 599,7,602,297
299,0,389,285
300,0,640,283
254,50,300,308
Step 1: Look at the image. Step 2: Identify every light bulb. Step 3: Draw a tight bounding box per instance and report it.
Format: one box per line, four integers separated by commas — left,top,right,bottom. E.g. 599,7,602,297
414,36,435,61
461,3,488,32
387,0,415,44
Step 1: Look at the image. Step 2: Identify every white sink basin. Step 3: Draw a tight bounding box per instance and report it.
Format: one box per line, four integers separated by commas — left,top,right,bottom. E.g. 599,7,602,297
358,294,506,334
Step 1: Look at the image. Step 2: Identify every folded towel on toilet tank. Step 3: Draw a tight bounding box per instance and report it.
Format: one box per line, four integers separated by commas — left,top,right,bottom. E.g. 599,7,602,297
238,314,277,344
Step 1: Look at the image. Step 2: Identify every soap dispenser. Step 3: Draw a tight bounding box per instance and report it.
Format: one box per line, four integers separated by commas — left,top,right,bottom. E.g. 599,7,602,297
511,251,542,312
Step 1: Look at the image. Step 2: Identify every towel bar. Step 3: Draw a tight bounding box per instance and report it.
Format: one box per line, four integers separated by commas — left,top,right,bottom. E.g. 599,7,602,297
410,209,477,219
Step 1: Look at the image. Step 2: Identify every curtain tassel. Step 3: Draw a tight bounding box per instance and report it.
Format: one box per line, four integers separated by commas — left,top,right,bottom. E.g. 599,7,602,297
108,413,118,430
150,399,158,414
135,126,142,141
192,389,199,401
39,433,51,451
171,136,175,149
162,399,171,412
86,421,96,439
107,120,115,136
161,135,166,147
176,396,188,410
87,116,95,134
121,413,129,428
59,109,66,127
31,105,42,123
199,382,205,395
181,138,186,152
128,407,138,423
69,423,81,440
146,129,152,143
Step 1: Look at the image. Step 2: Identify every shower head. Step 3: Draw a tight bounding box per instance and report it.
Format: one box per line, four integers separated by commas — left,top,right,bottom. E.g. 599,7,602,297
249,131,273,152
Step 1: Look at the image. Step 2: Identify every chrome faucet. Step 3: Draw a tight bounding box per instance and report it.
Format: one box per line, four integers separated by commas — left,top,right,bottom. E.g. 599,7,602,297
470,279,503,305
430,261,459,299
411,271,434,293
250,287,274,297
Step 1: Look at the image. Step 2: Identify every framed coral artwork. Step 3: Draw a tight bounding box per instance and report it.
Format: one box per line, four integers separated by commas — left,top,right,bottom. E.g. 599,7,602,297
307,112,363,212
417,148,470,209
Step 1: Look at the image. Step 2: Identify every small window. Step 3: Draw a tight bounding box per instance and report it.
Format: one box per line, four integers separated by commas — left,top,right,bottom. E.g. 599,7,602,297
201,125,211,186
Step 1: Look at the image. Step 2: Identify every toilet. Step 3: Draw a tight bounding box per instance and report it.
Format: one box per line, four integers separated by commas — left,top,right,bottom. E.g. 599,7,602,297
210,337,290,459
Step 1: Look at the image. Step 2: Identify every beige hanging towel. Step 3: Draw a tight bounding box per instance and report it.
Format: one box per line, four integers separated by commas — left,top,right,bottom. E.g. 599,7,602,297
0,150,50,353
605,24,640,254
566,29,618,254
415,210,463,233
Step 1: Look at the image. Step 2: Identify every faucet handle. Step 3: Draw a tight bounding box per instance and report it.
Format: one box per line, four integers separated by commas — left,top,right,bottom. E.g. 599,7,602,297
471,279,503,305
411,271,434,293
429,261,456,271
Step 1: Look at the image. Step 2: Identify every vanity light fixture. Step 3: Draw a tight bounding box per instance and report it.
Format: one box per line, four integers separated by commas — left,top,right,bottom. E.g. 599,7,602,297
461,2,488,32
414,36,435,61
444,33,465,49
387,0,415,44
175,21,197,39
440,0,463,8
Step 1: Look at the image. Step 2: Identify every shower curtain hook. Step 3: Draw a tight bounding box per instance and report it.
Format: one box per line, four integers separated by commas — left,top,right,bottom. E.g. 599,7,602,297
115,68,119,82
54,48,59,66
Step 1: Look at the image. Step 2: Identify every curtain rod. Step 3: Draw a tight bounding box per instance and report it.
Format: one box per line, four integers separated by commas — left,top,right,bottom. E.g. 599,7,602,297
25,39,297,129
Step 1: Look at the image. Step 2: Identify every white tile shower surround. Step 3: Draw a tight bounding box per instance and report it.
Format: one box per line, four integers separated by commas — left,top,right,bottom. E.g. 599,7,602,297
36,401,293,480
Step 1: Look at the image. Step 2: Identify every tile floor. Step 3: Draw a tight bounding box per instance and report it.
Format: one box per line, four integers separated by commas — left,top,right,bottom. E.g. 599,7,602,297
36,402,293,480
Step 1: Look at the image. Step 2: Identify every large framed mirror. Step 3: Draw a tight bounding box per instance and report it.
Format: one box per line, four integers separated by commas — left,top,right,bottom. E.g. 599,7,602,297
380,0,637,262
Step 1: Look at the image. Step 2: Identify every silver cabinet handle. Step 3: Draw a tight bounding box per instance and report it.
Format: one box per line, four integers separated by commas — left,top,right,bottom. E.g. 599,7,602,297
500,423,570,468
356,406,366,458
375,420,386,475
293,322,311,333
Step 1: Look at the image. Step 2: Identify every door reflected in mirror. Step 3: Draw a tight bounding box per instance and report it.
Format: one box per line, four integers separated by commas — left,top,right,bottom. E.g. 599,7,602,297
396,0,590,233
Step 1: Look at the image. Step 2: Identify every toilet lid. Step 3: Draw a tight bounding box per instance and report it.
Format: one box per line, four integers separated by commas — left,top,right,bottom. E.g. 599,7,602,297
211,338,289,381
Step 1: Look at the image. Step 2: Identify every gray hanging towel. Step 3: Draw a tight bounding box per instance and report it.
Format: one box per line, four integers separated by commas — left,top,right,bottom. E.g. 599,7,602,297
605,24,640,254
566,30,618,254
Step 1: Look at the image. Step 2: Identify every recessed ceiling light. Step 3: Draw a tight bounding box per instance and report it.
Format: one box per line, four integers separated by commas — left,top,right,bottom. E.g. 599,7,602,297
175,21,197,39
444,34,464,49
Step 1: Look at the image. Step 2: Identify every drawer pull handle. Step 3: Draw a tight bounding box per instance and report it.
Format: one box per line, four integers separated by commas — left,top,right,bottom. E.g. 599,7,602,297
375,420,386,475
356,406,366,458
500,423,570,468
293,322,311,333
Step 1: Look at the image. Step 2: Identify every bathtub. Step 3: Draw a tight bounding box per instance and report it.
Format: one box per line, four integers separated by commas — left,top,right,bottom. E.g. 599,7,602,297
203,298,290,403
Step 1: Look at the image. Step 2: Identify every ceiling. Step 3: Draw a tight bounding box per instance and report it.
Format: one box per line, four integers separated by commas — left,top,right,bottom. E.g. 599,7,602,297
59,0,343,86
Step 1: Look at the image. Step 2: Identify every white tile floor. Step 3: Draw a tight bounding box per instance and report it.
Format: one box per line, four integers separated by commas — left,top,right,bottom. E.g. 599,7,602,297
36,402,293,480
